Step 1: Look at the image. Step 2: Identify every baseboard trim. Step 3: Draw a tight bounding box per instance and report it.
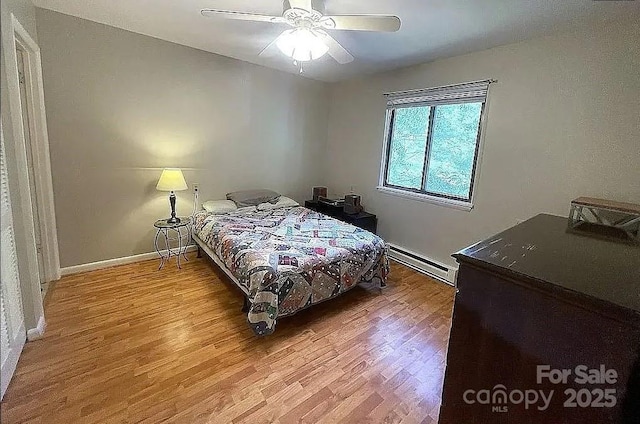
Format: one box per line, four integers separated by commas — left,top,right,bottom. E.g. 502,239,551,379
60,245,198,276
387,243,458,286
26,315,46,341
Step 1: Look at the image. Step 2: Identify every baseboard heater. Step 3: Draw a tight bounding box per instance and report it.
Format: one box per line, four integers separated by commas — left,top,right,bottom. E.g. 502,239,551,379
387,243,457,286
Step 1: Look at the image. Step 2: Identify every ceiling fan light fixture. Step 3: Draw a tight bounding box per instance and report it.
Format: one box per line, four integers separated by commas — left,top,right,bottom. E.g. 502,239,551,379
276,28,329,62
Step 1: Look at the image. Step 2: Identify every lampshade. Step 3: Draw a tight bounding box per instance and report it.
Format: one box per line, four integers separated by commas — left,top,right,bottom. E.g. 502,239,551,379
276,28,329,62
156,168,188,192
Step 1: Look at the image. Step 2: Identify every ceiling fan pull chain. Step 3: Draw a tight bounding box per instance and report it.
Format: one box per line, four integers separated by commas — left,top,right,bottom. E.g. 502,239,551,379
290,50,304,74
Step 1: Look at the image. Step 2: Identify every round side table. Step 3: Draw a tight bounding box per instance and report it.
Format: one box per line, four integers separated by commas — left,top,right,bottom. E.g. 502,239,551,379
154,217,192,270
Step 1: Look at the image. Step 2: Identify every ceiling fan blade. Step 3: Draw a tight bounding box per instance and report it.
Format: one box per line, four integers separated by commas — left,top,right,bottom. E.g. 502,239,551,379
320,15,401,32
258,33,286,58
201,9,288,24
286,0,313,11
320,33,354,64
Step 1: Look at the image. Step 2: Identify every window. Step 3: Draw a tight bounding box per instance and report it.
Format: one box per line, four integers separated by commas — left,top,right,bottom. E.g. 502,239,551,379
379,80,492,209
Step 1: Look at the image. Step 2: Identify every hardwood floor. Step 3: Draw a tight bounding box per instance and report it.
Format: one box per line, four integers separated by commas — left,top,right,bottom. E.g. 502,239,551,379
1,255,455,423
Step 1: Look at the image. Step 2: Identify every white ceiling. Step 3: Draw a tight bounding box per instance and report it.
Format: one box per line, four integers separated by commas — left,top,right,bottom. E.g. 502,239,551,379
32,0,640,82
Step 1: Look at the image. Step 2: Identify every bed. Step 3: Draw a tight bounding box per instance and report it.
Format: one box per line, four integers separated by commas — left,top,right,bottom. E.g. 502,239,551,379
192,205,388,335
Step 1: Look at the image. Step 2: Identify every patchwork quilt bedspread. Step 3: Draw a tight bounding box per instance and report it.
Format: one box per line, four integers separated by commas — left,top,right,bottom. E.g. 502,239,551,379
193,206,388,335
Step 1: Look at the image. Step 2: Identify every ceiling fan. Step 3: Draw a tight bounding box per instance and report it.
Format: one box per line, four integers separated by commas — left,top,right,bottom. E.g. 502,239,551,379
201,0,401,66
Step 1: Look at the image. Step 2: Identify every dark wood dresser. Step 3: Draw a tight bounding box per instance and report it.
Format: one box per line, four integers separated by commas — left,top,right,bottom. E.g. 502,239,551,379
439,214,640,424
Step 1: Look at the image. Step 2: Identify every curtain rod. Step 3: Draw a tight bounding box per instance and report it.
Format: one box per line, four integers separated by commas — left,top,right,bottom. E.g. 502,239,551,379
384,78,498,97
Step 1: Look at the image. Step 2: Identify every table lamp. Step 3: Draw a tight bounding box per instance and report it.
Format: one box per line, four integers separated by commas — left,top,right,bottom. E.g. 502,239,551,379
156,168,188,223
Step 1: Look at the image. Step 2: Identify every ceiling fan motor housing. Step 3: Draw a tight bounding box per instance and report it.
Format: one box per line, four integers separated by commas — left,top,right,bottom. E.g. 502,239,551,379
283,0,325,15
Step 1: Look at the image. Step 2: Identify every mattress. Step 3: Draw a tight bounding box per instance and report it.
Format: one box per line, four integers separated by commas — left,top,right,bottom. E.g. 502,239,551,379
193,206,388,335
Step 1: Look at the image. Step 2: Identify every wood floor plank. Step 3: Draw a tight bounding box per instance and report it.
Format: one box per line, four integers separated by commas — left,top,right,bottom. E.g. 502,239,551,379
0,256,454,423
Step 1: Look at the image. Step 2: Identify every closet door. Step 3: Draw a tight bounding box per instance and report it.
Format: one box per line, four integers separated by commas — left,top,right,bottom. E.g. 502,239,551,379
1,122,26,399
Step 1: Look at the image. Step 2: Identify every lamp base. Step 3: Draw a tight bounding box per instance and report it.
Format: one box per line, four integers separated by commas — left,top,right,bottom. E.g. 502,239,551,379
167,191,180,224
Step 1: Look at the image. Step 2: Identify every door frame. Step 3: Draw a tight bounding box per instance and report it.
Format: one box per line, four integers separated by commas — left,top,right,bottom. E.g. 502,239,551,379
2,13,58,338
6,15,60,284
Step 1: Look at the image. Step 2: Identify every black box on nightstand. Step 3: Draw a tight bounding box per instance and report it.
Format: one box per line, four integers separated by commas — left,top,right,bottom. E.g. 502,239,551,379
304,200,377,234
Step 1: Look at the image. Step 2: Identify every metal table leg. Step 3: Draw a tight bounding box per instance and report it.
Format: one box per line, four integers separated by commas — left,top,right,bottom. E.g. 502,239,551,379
177,225,189,266
176,226,183,269
155,228,170,270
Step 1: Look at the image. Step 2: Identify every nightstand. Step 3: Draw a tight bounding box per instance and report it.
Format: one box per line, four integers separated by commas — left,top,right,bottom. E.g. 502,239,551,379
305,200,378,234
154,217,192,269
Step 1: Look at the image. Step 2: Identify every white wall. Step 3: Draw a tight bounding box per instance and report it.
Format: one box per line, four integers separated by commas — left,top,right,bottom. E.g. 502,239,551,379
34,9,640,270
325,19,640,269
36,9,330,268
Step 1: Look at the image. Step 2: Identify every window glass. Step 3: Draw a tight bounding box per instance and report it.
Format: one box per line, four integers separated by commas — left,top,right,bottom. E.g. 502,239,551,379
424,102,483,200
385,106,430,190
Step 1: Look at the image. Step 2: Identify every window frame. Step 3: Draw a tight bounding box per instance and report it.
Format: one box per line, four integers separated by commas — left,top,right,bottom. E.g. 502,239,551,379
377,81,492,211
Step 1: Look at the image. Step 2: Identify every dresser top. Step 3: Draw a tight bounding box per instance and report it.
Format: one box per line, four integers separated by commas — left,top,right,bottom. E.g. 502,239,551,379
454,214,640,315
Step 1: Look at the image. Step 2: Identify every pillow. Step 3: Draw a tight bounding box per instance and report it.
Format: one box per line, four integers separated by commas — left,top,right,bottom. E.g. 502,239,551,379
226,189,280,207
257,196,299,211
202,200,237,214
